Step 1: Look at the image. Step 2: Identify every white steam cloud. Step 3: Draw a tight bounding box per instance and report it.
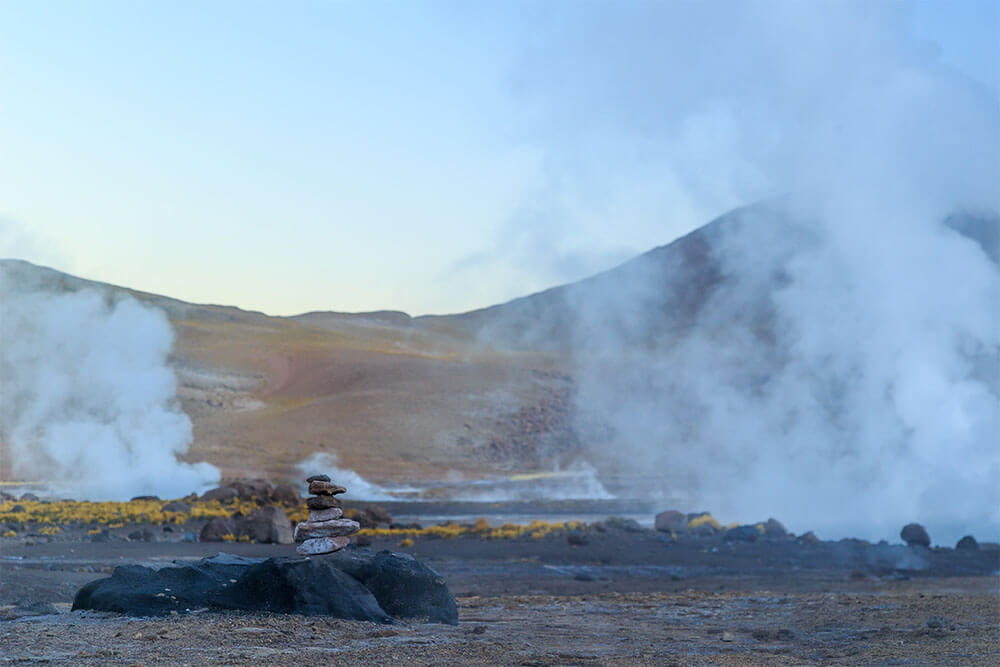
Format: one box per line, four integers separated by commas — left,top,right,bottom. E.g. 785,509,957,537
0,281,220,500
486,2,999,543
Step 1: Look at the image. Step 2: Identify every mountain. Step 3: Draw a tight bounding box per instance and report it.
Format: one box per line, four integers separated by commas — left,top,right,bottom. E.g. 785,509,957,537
2,202,996,488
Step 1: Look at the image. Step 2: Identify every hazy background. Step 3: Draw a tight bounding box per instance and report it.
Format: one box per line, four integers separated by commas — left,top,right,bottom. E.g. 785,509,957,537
1,0,997,316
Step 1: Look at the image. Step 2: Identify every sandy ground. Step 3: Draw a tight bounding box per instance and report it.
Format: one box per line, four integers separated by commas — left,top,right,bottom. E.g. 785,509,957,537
2,529,998,665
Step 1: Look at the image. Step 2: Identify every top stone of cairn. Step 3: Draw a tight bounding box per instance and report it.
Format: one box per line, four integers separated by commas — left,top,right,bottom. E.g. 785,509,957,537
305,474,331,483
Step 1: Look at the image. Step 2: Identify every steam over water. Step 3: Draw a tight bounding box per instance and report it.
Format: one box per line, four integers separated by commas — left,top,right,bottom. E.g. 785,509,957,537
492,2,1000,544
0,281,220,500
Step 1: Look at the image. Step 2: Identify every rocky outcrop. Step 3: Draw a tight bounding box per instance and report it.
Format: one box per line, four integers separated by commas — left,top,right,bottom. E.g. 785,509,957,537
72,548,458,624
901,523,931,548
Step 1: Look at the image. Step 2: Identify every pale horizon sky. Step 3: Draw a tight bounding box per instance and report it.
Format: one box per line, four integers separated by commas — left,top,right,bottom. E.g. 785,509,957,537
2,1,997,316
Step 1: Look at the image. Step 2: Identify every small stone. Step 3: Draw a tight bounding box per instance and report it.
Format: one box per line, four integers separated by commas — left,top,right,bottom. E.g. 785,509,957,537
307,496,342,510
797,531,820,545
654,510,687,533
294,518,361,542
763,518,787,537
308,480,347,496
955,535,978,551
296,535,351,556
926,615,949,629
721,631,735,642
901,523,930,547
305,474,331,483
309,507,343,522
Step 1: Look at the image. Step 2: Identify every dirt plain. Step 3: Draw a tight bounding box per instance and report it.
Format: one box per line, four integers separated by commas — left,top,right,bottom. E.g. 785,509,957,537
2,521,998,665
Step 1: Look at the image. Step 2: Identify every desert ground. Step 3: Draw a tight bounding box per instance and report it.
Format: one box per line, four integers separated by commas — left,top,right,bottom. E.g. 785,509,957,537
2,504,998,665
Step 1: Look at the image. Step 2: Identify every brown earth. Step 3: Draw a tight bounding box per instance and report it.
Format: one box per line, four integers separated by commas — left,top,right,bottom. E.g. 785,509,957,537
0,259,582,487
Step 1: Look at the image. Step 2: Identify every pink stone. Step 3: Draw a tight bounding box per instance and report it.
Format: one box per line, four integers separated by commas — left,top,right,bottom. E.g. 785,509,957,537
295,536,350,556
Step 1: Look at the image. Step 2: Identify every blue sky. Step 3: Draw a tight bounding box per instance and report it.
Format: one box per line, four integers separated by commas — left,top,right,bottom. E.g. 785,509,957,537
1,1,997,315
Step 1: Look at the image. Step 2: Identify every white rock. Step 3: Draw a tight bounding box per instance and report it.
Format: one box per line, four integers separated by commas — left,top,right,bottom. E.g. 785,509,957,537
296,536,351,556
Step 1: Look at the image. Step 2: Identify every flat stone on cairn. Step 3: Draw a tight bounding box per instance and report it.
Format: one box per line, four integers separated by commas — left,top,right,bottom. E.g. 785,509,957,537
296,474,359,556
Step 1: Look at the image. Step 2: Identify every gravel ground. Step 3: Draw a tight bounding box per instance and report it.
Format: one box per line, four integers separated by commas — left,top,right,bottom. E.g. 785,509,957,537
1,528,998,664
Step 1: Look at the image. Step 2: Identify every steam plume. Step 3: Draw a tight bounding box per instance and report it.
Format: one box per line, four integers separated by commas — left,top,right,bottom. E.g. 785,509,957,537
0,280,219,500
486,2,999,543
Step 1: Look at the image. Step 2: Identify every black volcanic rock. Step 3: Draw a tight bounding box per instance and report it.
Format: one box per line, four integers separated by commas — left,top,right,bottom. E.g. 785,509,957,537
955,535,978,551
901,523,931,547
72,548,458,624
211,557,389,621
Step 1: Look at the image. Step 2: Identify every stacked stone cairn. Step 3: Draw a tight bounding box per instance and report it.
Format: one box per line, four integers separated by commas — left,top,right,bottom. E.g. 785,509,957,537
294,474,361,556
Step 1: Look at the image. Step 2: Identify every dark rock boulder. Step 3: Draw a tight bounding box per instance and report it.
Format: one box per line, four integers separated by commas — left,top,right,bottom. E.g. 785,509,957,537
72,554,257,616
324,548,458,624
211,557,390,622
955,535,979,551
797,531,820,545
763,518,787,538
200,517,237,542
130,495,159,502
233,478,273,502
236,506,293,544
271,484,302,506
72,548,458,624
654,510,687,533
723,525,760,542
901,523,931,547
201,486,238,503
363,504,393,526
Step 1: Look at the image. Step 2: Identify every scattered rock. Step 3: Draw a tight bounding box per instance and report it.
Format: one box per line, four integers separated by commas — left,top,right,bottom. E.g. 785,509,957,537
654,510,687,533
723,525,760,542
566,531,589,546
901,523,930,547
604,517,642,532
955,535,978,551
363,504,393,526
721,631,735,641
926,615,949,629
686,513,721,536
271,484,301,506
237,506,294,544
233,479,273,502
200,517,237,542
130,495,159,502
9,505,25,513
763,518,787,538
797,531,820,545
90,529,111,543
19,493,39,502
201,486,238,504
